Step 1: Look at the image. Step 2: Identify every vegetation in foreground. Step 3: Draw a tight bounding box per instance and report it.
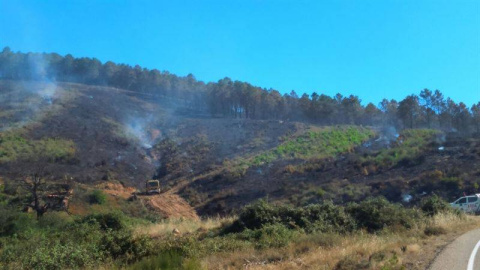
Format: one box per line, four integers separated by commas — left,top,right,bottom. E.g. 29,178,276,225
0,192,474,270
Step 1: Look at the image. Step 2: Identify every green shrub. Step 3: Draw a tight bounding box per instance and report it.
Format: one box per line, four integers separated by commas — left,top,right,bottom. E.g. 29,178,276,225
226,200,356,234
236,223,297,249
346,197,421,232
300,202,356,233
0,214,152,269
20,237,104,270
88,189,107,205
101,229,152,262
37,211,73,229
79,212,127,231
0,222,105,269
419,195,451,216
0,206,35,237
226,199,282,232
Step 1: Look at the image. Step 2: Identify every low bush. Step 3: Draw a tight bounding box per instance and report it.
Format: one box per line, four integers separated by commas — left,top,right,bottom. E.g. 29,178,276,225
236,223,297,249
0,211,153,269
226,200,356,234
419,195,451,216
346,197,422,232
101,229,152,262
225,200,284,232
88,189,107,205
0,206,35,237
228,197,427,235
0,222,105,269
37,211,73,229
424,225,447,236
300,202,356,233
79,212,127,231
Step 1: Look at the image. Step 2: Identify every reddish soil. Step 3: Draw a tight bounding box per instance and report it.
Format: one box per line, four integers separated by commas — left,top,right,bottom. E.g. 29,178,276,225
97,182,137,199
141,193,200,221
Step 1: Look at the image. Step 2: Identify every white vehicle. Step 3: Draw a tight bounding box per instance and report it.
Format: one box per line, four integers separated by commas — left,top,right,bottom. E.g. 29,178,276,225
450,194,480,214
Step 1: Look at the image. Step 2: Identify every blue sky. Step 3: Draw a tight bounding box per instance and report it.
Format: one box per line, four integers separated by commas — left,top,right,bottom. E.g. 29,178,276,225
1,0,479,106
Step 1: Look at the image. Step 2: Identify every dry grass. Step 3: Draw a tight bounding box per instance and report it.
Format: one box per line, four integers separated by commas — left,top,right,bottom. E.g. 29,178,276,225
202,233,400,270
134,216,236,238
429,211,465,228
201,214,480,270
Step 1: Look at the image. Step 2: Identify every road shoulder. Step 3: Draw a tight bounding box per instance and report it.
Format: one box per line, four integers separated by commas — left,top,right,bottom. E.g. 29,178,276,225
427,227,480,270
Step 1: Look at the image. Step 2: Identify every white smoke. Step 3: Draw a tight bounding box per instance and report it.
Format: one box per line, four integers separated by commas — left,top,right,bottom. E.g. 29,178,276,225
28,53,49,80
19,54,59,105
1,58,59,131
402,194,413,203
373,126,399,148
124,116,162,149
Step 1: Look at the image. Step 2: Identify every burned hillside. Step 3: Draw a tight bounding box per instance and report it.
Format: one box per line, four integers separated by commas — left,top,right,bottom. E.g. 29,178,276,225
1,79,479,220
0,80,304,189
179,130,480,215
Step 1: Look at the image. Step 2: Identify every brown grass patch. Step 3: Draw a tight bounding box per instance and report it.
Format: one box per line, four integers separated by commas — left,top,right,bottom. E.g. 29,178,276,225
200,215,480,270
134,216,236,238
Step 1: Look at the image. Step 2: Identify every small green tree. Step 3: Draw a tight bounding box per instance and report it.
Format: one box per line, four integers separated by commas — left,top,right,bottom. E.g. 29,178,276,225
89,190,107,205
419,195,451,216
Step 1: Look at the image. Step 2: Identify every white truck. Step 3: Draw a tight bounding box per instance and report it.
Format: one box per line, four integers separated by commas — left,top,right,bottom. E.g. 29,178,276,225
450,194,480,214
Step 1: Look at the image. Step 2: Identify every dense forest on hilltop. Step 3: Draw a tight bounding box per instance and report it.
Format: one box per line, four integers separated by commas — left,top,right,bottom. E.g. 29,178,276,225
0,47,479,133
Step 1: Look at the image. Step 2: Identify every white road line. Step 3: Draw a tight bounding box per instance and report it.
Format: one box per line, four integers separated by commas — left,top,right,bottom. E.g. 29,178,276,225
468,240,480,270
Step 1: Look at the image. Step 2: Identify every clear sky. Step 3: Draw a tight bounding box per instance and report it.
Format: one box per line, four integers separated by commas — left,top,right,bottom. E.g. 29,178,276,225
1,0,479,106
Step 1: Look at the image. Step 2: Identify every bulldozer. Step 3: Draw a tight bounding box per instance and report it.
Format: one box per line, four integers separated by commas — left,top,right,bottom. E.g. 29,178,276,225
146,179,161,194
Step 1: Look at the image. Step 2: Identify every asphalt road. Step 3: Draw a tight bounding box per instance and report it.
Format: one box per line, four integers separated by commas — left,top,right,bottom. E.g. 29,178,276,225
429,228,480,270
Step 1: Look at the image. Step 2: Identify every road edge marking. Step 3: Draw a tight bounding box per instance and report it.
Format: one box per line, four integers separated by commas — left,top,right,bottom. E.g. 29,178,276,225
467,240,480,270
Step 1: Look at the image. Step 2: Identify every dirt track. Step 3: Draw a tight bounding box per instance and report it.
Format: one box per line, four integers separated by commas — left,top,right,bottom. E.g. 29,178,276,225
141,192,200,221
99,182,200,220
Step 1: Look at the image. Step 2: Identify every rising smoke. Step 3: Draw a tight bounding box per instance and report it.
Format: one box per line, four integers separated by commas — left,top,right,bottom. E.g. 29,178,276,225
27,54,58,103
124,116,162,149
0,54,59,131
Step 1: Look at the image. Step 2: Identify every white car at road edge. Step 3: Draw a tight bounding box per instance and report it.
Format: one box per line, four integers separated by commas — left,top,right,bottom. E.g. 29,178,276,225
450,194,480,214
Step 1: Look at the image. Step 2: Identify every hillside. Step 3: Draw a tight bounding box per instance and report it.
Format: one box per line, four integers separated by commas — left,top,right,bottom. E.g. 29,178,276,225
1,3,479,267
1,81,480,270
0,80,309,204
183,129,480,215
1,80,480,218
